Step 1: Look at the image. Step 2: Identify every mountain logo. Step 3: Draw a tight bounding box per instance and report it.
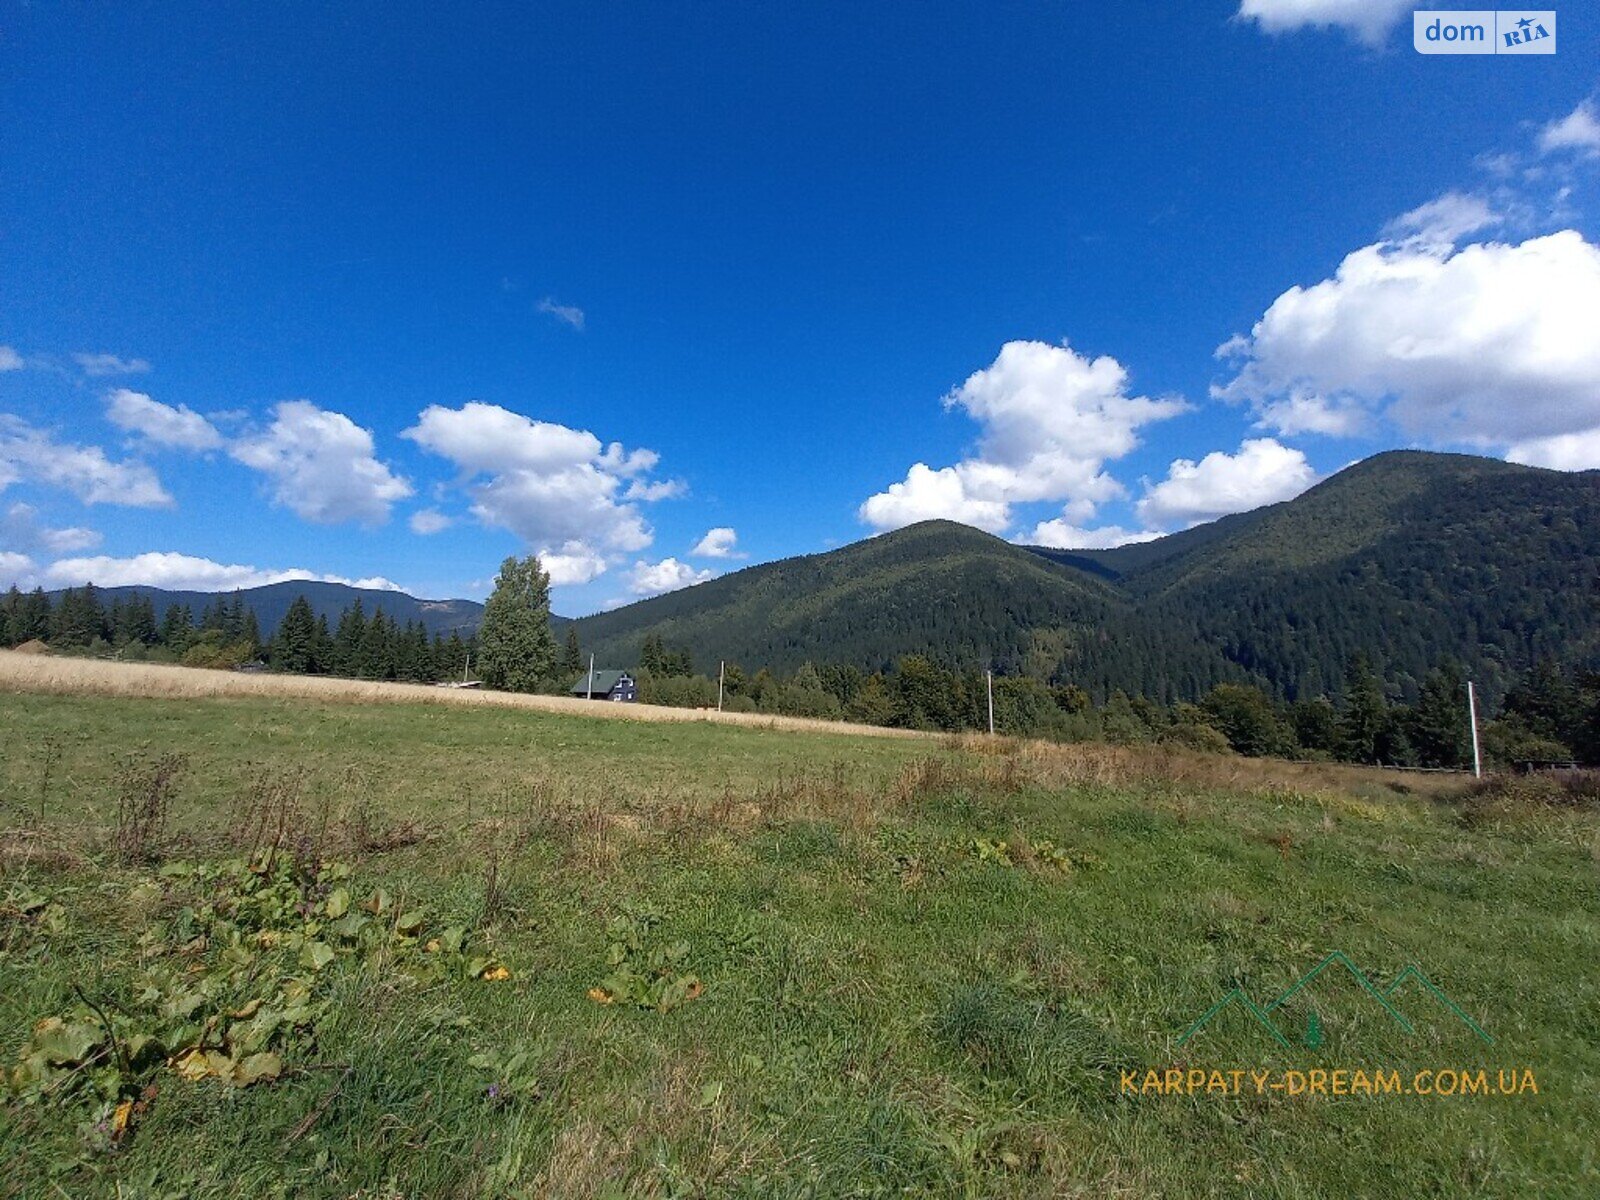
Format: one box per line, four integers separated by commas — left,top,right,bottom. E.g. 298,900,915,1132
1177,952,1493,1048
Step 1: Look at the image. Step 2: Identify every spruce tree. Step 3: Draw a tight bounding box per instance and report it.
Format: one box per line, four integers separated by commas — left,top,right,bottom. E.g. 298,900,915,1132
1339,654,1388,764
444,631,468,681
332,599,366,676
271,596,317,674
19,589,51,642
1408,665,1470,768
160,603,189,649
358,610,392,679
51,585,104,648
564,626,583,676
126,595,158,645
311,614,334,674
478,556,557,692
0,586,16,646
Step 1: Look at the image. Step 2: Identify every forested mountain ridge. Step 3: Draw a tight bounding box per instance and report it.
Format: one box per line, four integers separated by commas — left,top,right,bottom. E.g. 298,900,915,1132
42,580,483,640
18,451,1595,707
574,451,1600,704
569,520,1188,684
1101,452,1600,702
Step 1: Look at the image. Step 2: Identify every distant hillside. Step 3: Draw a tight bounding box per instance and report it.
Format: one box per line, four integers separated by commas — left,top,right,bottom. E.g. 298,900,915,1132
1077,451,1600,701
571,520,1250,697
47,580,484,640
573,451,1600,704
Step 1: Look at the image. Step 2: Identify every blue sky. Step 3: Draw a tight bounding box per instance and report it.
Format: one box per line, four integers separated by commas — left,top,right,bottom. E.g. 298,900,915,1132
3,1,1598,614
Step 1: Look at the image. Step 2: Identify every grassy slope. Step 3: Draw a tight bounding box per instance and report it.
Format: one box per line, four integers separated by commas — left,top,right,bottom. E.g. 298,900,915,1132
2,689,1597,1198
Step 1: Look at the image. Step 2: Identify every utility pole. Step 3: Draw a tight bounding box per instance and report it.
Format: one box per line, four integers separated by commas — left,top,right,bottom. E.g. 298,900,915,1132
462,651,470,684
1467,680,1482,779
586,653,596,701
986,669,995,736
717,660,725,712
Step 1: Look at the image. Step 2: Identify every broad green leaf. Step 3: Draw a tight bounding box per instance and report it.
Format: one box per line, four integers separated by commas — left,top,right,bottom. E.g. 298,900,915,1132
395,910,425,935
231,1051,282,1086
35,1020,103,1066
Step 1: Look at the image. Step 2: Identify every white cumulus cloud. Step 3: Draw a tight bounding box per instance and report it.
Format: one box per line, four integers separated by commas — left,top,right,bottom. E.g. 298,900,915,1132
860,341,1185,535
541,542,611,586
1506,429,1600,471
627,557,717,597
0,415,173,507
1024,520,1163,550
691,527,742,558
1236,0,1413,45
1215,231,1600,457
231,400,412,525
0,347,23,372
859,463,1014,534
105,389,224,452
1137,438,1319,527
405,402,678,583
1539,100,1600,158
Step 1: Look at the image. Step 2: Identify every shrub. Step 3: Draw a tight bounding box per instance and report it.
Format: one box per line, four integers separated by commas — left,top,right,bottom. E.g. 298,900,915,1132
1158,721,1233,755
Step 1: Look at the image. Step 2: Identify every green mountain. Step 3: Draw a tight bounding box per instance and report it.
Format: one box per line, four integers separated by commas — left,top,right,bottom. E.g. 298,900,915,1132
572,520,1206,685
574,451,1600,702
46,580,484,640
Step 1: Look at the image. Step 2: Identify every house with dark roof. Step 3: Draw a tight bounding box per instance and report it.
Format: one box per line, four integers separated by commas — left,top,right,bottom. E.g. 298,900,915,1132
571,670,638,702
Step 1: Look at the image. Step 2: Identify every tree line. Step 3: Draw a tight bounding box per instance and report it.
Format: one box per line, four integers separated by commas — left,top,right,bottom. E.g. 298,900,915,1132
613,648,1600,769
0,584,476,683
10,560,1597,769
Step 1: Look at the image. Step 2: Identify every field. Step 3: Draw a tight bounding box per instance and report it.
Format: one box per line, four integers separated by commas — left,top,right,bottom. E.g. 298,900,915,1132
2,655,1597,1198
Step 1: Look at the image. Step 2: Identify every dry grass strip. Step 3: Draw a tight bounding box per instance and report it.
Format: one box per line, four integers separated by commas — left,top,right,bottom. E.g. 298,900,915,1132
0,650,928,740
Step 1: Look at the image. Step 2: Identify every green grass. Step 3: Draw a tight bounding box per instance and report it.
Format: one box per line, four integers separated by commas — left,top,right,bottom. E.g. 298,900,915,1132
2,690,1597,1198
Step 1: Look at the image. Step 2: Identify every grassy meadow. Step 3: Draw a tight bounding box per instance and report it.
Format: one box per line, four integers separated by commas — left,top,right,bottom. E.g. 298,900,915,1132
2,666,1597,1198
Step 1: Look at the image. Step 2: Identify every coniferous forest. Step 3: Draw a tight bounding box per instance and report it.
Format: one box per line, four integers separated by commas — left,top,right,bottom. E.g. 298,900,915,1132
5,450,1597,768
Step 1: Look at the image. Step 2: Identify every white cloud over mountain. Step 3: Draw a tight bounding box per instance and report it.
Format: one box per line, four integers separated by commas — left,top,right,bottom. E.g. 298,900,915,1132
1024,520,1161,550
860,340,1185,535
626,557,717,597
1136,438,1318,527
1215,231,1600,465
405,402,678,583
691,527,741,558
0,549,403,593
540,542,611,586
